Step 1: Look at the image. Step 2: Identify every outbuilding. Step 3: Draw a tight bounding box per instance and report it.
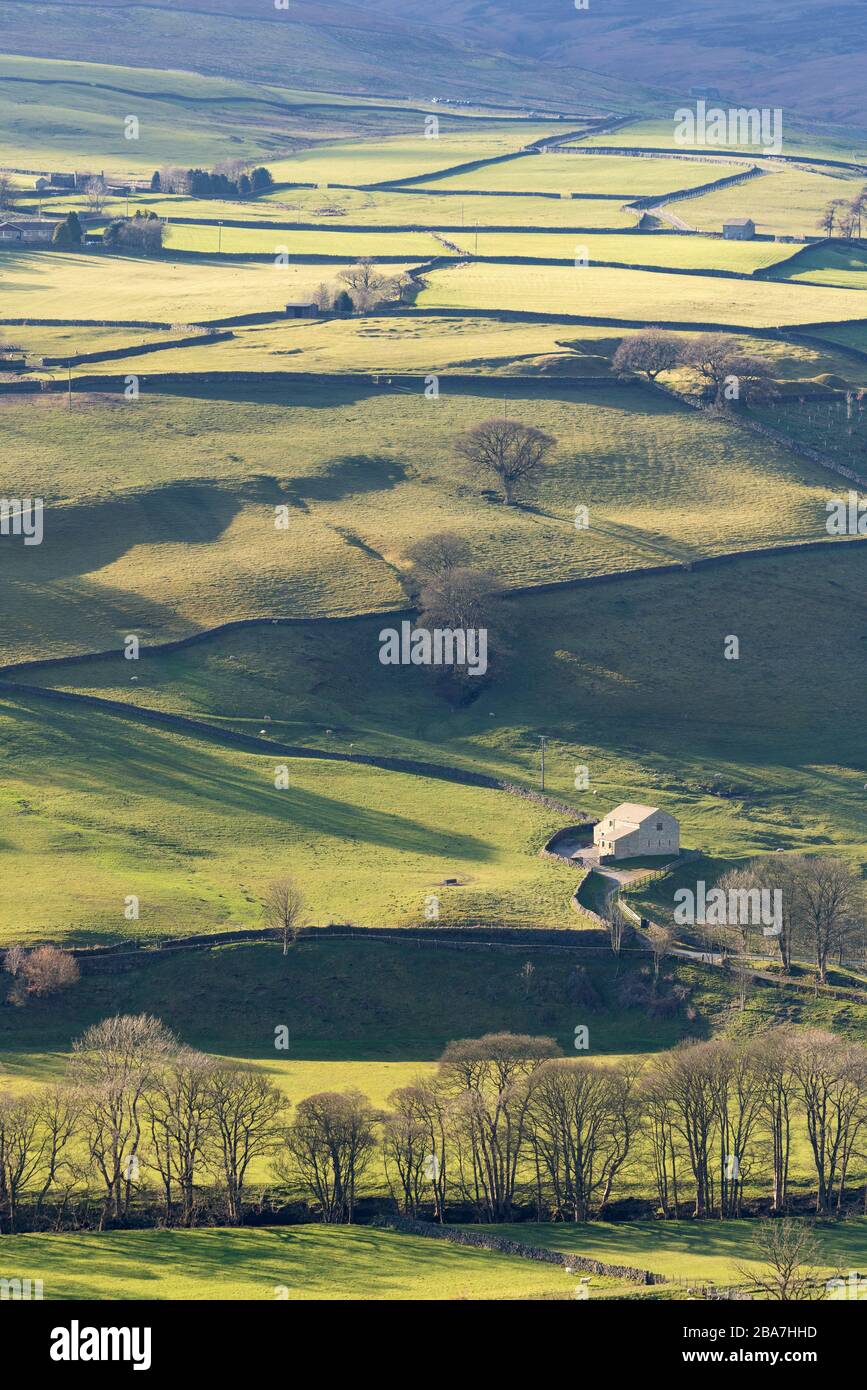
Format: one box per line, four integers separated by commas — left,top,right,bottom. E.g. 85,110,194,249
723,217,756,240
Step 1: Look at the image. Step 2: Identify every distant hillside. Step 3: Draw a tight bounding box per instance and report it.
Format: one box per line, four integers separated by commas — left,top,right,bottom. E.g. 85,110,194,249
0,0,650,114
365,0,867,125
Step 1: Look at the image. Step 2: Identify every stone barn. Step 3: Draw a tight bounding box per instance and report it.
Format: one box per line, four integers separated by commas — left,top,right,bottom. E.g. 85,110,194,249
593,803,680,861
723,217,756,240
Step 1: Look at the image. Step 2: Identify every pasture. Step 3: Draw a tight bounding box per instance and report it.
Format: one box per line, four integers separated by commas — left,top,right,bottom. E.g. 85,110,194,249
0,1226,585,1301
417,260,867,326
0,250,393,323
420,152,744,196
683,167,867,238
0,692,577,944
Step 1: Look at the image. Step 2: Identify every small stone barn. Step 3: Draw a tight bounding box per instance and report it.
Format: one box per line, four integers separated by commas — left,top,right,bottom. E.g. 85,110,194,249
723,217,756,240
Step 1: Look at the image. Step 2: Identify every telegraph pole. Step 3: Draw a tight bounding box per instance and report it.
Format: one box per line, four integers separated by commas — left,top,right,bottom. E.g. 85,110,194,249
539,735,547,792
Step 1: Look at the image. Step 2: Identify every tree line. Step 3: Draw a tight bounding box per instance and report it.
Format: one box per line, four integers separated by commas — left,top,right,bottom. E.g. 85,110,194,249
152,164,274,198
1,1017,864,1234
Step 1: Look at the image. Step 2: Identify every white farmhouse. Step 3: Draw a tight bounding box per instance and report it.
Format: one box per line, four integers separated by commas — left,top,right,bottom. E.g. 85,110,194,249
593,803,679,861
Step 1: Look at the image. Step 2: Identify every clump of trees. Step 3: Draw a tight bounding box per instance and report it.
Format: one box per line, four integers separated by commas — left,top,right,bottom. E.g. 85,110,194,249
51,212,84,248
103,210,164,255
3,945,79,1005
613,328,776,406
819,188,867,239
0,173,17,211
155,164,272,197
312,260,411,315
402,530,504,696
454,418,557,505
695,854,863,982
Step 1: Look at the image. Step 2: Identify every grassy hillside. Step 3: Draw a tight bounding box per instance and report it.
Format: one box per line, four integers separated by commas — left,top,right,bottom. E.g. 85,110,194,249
9,543,867,943
0,691,580,944
0,380,846,659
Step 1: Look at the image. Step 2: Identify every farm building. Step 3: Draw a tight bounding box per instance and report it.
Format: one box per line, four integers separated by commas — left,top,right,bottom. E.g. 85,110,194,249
723,217,756,240
0,219,57,243
593,803,680,861
285,302,319,318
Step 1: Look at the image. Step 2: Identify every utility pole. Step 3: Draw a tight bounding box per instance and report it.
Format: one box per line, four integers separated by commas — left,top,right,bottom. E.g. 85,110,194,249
218,221,223,253
67,364,72,409
539,735,547,792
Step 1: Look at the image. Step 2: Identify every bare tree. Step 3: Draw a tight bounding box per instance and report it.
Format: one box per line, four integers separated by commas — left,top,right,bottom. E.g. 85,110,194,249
337,258,392,311
69,1014,177,1223
0,1094,43,1231
404,531,472,581
649,1042,718,1217
84,176,107,215
601,890,627,965
790,1030,867,1213
455,418,557,505
0,174,16,211
528,1059,639,1220
792,856,861,982
32,1087,80,1214
613,328,681,382
144,1049,216,1226
278,1089,377,1223
818,202,838,237
737,1218,824,1300
262,877,306,955
518,961,536,998
757,1027,796,1213
206,1064,284,1224
646,922,674,983
438,1033,560,1221
385,1079,449,1222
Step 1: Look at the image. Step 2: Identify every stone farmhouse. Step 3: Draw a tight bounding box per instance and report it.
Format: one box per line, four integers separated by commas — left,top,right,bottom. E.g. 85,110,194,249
593,803,680,861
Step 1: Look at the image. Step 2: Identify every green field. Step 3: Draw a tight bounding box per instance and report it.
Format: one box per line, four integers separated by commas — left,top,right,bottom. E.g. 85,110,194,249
683,167,867,238
417,260,867,326
0,250,401,323
0,1226,585,1301
420,153,744,196
0,692,581,944
492,1220,867,1285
